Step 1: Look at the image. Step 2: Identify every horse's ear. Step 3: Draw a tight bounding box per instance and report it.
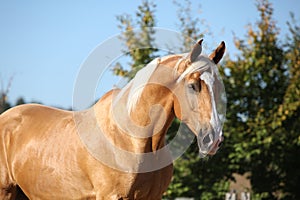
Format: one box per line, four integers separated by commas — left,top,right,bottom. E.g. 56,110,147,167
188,39,203,63
209,41,226,64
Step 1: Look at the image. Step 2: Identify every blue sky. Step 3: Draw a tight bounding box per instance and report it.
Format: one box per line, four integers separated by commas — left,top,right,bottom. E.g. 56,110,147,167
1,0,299,109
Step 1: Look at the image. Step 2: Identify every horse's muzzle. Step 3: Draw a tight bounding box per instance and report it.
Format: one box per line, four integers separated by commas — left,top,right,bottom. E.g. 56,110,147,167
208,135,224,155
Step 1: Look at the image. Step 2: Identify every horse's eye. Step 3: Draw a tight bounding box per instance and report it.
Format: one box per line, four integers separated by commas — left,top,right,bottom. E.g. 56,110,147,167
188,82,201,92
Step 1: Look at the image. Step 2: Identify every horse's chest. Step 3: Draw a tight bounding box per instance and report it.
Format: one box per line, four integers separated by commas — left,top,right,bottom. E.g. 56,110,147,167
120,166,173,199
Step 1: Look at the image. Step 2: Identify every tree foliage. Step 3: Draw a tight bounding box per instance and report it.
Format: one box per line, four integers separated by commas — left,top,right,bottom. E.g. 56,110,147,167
113,0,157,79
173,0,205,52
0,76,14,114
223,0,300,199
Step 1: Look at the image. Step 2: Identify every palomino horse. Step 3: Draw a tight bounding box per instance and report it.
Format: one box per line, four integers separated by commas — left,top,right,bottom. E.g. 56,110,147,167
0,39,225,200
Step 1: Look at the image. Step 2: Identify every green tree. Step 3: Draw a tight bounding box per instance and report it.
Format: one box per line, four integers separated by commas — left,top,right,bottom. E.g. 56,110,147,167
0,76,14,114
113,0,157,79
173,0,205,52
15,97,25,106
274,13,300,200
224,0,300,199
0,92,11,114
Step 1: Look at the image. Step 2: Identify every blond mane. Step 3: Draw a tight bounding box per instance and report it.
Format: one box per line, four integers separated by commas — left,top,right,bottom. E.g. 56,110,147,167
122,54,218,114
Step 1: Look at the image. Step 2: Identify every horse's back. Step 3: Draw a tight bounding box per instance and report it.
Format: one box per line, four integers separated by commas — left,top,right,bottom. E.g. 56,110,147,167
0,104,95,199
0,104,74,157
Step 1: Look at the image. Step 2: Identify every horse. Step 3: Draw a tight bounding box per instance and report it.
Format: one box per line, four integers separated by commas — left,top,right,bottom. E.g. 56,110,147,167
0,39,226,200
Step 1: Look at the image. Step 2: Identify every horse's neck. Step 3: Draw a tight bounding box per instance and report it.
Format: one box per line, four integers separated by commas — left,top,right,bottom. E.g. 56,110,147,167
93,56,183,153
94,87,174,153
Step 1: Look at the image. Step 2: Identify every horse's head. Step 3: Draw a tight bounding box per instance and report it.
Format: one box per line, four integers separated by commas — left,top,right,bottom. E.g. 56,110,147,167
172,39,226,157
111,39,225,159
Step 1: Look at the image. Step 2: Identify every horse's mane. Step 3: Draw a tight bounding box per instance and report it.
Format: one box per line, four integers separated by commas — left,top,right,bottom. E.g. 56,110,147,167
126,57,160,113
116,54,217,114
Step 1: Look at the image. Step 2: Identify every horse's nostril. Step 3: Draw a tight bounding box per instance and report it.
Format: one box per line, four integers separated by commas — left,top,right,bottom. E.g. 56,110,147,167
203,134,211,144
218,141,222,147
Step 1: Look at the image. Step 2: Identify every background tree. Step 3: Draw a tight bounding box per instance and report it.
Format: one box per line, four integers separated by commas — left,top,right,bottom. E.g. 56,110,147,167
113,0,157,79
0,76,14,114
224,0,300,199
15,97,25,106
173,0,205,52
275,13,300,199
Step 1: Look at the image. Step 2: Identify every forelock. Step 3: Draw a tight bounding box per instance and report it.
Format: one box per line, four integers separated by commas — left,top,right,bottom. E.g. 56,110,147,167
176,55,214,83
